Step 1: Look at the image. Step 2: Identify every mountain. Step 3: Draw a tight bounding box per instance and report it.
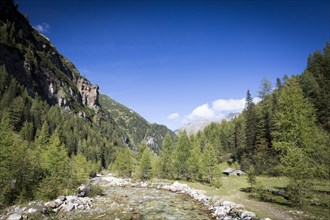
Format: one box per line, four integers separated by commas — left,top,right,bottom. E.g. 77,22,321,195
179,112,240,134
0,0,99,113
0,0,171,153
0,0,177,206
99,94,174,153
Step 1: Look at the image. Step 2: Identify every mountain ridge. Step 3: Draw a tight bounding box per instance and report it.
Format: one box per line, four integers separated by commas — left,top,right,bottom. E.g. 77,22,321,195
0,0,172,152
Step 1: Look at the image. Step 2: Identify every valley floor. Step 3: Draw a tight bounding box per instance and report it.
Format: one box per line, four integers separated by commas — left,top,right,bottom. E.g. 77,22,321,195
1,174,329,220
182,176,330,220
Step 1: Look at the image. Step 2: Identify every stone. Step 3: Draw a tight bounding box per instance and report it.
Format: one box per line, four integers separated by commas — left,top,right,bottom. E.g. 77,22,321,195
27,208,37,213
64,203,75,212
214,200,222,207
57,195,66,201
55,199,63,206
239,210,256,218
77,205,85,210
6,214,22,220
221,200,235,207
47,201,57,209
66,196,78,203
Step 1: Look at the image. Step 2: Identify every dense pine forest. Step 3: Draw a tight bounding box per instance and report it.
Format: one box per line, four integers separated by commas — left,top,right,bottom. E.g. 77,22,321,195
0,0,329,217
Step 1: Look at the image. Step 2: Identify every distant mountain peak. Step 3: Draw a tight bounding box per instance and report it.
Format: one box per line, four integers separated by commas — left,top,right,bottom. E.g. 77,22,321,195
179,112,240,134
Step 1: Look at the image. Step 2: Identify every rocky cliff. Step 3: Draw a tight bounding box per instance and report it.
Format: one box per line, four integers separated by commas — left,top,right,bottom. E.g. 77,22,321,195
0,0,99,111
0,0,173,152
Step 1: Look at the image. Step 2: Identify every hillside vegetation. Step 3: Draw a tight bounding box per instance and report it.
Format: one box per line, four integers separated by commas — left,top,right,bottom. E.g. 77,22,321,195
99,94,174,153
0,0,171,209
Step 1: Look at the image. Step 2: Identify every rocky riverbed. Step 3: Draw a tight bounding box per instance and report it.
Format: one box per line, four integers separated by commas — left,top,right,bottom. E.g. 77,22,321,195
0,174,271,220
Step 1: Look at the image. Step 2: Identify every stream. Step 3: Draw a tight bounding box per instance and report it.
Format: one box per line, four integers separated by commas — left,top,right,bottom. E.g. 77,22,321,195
82,177,214,219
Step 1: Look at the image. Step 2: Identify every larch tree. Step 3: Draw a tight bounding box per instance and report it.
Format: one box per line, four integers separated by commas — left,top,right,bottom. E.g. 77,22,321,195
174,131,191,180
273,77,324,206
158,133,174,179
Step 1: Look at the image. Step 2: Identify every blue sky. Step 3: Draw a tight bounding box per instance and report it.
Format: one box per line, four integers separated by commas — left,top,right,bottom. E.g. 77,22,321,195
16,0,329,130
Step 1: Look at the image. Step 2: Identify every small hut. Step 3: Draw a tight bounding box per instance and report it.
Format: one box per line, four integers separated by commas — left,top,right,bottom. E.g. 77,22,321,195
223,168,245,176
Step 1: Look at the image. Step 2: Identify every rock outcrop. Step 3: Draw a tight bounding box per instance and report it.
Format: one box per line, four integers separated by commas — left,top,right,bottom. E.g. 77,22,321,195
0,0,100,110
76,77,99,107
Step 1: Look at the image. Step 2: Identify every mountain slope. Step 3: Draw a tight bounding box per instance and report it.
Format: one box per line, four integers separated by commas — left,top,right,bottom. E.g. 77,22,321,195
0,0,171,152
99,94,174,153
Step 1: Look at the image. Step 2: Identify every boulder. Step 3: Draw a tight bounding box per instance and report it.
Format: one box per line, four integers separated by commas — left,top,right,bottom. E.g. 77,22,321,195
47,201,57,209
6,214,22,220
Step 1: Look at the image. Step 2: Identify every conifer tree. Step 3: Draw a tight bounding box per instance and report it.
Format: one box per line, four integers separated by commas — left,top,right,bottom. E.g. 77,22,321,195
187,136,202,180
201,143,217,182
174,131,191,180
158,133,174,179
20,121,35,142
243,90,257,168
273,77,326,206
258,78,272,99
138,147,152,180
113,147,133,177
35,121,49,148
38,132,71,199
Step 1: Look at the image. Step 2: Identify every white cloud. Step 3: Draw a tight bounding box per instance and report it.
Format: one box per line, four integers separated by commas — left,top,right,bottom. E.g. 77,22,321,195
212,98,245,112
183,97,259,125
33,23,50,34
168,112,180,120
184,103,215,123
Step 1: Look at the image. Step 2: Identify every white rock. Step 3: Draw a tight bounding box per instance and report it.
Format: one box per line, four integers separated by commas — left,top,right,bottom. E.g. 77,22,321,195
77,205,85,210
239,210,256,218
64,203,75,212
6,214,22,220
54,199,63,206
221,200,236,207
27,208,37,213
66,196,78,203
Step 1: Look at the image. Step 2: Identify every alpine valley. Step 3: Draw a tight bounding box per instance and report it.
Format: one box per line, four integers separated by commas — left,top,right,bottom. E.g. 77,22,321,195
0,0,329,220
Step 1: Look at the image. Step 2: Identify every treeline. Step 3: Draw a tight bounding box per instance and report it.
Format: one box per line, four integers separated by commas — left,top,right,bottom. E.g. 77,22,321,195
111,131,222,187
0,65,126,207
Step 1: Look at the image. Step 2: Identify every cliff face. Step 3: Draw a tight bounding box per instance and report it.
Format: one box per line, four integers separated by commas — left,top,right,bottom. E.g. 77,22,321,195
0,0,173,152
76,78,99,107
0,0,99,110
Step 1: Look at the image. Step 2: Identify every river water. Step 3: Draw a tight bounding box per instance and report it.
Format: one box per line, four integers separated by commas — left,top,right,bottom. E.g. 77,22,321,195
99,186,214,220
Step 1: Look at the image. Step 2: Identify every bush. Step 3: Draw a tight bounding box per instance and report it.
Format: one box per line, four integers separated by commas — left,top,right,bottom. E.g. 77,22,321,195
254,183,273,202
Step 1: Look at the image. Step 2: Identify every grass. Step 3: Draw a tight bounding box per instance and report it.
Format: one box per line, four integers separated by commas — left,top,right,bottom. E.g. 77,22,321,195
176,175,329,220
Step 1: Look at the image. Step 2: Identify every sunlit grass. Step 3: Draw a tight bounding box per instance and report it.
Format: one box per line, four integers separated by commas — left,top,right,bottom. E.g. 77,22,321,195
177,174,329,220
